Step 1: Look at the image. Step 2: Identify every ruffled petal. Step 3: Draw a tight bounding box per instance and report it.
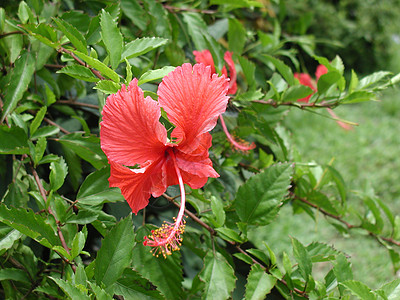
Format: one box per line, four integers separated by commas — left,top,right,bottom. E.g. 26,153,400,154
100,79,167,166
193,50,216,74
109,159,165,214
224,51,237,95
158,63,229,146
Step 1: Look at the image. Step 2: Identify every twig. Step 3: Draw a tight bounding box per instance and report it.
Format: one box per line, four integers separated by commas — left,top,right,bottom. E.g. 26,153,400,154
252,99,337,108
163,5,216,14
0,31,24,39
43,117,70,135
57,100,99,109
58,47,106,80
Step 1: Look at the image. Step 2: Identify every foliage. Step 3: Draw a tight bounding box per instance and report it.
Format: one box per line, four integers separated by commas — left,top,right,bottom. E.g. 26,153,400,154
0,0,399,299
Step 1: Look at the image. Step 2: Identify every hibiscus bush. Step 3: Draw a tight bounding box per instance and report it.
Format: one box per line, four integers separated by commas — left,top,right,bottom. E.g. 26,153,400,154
1,0,400,299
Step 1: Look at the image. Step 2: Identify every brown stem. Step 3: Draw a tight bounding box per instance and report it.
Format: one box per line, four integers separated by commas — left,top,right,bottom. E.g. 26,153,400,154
57,100,99,109
30,165,76,272
58,47,106,80
43,117,70,135
163,4,216,14
0,31,24,39
252,99,337,108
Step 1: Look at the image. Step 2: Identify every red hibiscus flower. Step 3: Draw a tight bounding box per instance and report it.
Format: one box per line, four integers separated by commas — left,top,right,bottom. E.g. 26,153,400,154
294,65,352,130
100,63,229,257
193,49,255,151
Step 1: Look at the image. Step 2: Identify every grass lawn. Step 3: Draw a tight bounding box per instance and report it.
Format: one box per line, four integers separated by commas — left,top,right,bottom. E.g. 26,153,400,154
250,88,400,289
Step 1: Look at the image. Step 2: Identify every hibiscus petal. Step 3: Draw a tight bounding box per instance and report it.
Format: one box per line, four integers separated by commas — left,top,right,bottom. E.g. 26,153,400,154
108,160,161,214
193,50,216,74
100,79,167,166
158,63,229,146
315,64,328,80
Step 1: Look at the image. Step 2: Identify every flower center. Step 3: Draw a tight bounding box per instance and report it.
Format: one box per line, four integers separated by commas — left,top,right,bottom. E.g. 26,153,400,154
143,148,187,258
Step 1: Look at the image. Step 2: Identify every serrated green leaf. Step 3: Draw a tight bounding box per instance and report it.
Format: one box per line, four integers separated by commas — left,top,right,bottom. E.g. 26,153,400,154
282,84,313,102
291,237,312,280
49,156,68,191
31,125,60,140
211,0,263,9
70,231,86,260
341,90,375,104
215,227,245,243
50,277,90,300
88,281,113,300
211,196,225,227
120,0,148,30
228,18,246,55
57,133,107,170
245,264,276,300
357,71,391,90
94,80,121,94
333,253,353,296
263,55,295,86
362,196,384,234
76,167,124,206
57,65,100,82
95,215,135,287
30,106,47,136
100,9,123,69
349,69,359,93
132,226,184,300
122,37,168,60
53,17,87,53
0,228,22,252
44,84,56,106
306,241,340,262
0,268,30,283
17,1,34,24
0,206,60,248
317,71,342,95
1,51,35,123
234,163,292,225
33,137,47,166
377,278,400,300
182,12,209,51
23,23,60,48
71,50,120,82
114,269,164,300
341,280,377,300
0,125,29,154
137,66,175,85
199,252,236,300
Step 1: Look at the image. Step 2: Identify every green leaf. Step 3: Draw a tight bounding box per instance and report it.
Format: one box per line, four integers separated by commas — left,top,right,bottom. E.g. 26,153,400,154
120,0,148,30
23,23,60,48
114,269,164,299
49,156,68,191
357,71,391,90
234,163,292,225
57,65,100,82
349,69,359,93
377,278,400,300
71,50,120,82
1,51,35,123
30,106,47,136
0,206,60,248
0,228,22,253
44,84,56,106
88,282,113,300
33,137,47,166
57,133,107,170
228,18,246,55
31,125,60,140
53,17,87,53
0,125,29,154
239,56,256,88
245,264,276,300
0,268,30,283
333,253,353,296
122,37,168,60
182,12,209,51
100,9,123,69
215,227,245,243
95,214,135,287
50,277,90,300
306,241,340,262
199,252,236,300
317,71,342,95
17,1,34,24
132,226,184,300
210,0,263,9
282,85,313,102
94,80,121,94
341,280,377,300
211,196,225,227
76,167,124,206
70,231,86,260
341,90,375,104
362,196,384,234
137,66,175,85
291,237,312,280
263,55,295,86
